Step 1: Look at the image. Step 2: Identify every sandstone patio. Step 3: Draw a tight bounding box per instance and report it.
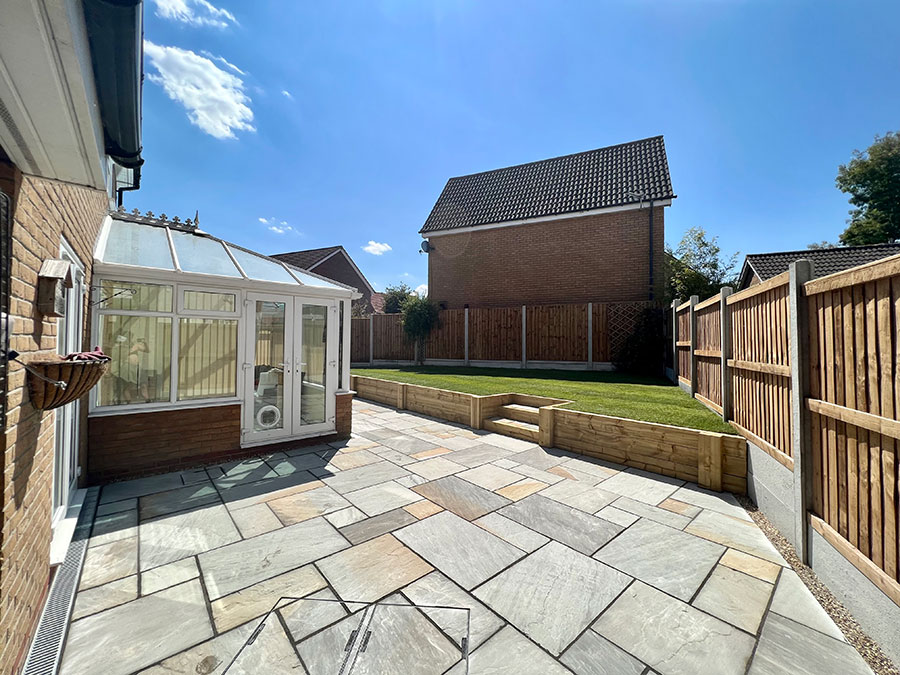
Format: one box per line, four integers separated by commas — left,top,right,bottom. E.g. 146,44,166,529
59,399,874,674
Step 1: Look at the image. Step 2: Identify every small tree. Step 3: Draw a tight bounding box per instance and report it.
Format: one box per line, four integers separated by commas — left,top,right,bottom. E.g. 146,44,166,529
350,298,371,318
665,227,739,302
837,132,900,245
382,283,413,314
400,295,439,365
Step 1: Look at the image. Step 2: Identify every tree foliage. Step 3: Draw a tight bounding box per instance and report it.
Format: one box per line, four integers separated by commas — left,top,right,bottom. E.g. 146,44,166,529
807,241,840,250
837,132,900,245
400,295,439,364
382,283,414,314
351,298,371,318
665,227,739,302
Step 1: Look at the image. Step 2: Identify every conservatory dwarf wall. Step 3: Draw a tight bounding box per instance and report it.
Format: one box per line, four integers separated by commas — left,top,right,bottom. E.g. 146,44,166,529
86,211,358,482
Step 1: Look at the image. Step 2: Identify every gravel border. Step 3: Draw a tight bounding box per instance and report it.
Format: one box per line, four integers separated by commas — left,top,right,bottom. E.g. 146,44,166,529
736,495,899,675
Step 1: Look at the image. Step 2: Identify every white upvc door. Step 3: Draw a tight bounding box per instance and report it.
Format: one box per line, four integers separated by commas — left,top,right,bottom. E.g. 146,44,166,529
52,241,84,523
243,295,337,446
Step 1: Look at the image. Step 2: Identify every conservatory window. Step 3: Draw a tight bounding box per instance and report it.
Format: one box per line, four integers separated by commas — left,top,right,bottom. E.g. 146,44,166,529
98,280,172,312
178,318,238,400
98,315,172,406
182,290,237,313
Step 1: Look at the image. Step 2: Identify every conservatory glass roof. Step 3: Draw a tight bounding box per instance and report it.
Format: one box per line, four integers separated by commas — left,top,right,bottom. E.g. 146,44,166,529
97,211,347,291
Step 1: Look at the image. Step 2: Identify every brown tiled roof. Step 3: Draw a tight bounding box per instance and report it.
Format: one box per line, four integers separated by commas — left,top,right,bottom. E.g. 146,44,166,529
420,136,674,234
370,292,385,313
271,246,342,270
740,243,900,287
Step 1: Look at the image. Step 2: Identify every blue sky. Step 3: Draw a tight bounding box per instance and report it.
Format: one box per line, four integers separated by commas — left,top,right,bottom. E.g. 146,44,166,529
134,0,900,293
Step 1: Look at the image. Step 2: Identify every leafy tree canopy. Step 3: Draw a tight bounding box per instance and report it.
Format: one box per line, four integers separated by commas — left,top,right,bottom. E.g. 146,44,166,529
807,241,840,250
381,283,414,314
837,132,900,245
400,295,439,364
665,227,739,303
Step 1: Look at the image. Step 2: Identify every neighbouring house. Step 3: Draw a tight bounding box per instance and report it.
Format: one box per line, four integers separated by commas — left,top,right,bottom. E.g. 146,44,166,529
738,242,900,289
0,3,358,672
420,136,675,309
272,245,379,314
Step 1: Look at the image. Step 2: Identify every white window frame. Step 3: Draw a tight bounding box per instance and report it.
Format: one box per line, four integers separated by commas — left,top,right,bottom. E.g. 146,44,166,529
90,275,244,416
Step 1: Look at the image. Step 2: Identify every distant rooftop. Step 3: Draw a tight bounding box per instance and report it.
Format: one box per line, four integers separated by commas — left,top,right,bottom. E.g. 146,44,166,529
420,136,675,234
272,246,343,270
740,242,900,288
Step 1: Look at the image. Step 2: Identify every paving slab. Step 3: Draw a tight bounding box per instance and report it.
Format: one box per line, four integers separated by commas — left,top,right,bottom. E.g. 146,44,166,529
475,541,631,655
61,580,212,675
560,629,645,675
325,505,368,528
446,625,571,675
473,511,549,552
539,479,618,514
141,557,200,595
71,575,137,621
596,469,684,505
140,504,240,571
141,622,254,674
199,516,348,599
657,497,702,519
458,463,523,491
344,480,423,516
501,494,621,555
99,472,185,504
768,569,845,641
443,443,514,468
328,448,382,470
266,484,351,525
594,518,723,601
224,614,305,674
692,564,773,633
229,503,283,538
218,471,321,511
318,534,432,602
408,456,467,480
413,475,511,520
95,498,136,517
138,484,219,521
404,499,443,519
394,510,523,589
510,446,568,470
719,548,781,583
296,608,367,673
323,460,409,494
497,478,549,501
611,495,693,530
686,509,786,565
670,484,751,521
79,536,138,590
339,507,418,545
594,581,756,675
90,509,138,546
280,589,347,643
595,505,639,528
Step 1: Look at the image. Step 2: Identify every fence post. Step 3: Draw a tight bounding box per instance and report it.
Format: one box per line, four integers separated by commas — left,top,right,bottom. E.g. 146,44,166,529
587,302,593,370
789,259,814,562
720,287,733,421
464,308,470,366
369,315,374,365
397,382,408,410
671,299,680,384
521,305,527,369
689,295,699,396
538,406,555,447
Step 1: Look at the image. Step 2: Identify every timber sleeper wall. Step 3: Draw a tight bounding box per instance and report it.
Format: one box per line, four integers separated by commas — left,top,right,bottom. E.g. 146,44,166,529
351,375,747,494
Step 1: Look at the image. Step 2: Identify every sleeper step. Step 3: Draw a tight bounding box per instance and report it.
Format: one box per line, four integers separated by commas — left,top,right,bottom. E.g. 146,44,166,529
499,403,540,424
484,416,540,442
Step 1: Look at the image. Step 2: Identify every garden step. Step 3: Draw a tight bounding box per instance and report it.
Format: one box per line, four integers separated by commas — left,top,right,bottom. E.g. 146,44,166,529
484,416,540,442
499,403,541,424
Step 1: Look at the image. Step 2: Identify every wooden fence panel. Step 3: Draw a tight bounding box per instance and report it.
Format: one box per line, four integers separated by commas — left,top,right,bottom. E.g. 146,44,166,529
592,303,609,362
526,304,588,361
468,307,522,361
426,309,465,360
805,257,900,586
350,317,370,362
676,302,691,383
695,296,722,410
727,274,792,461
371,313,414,361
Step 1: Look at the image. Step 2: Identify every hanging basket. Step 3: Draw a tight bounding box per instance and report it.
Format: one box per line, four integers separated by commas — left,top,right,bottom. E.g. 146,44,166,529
27,357,110,410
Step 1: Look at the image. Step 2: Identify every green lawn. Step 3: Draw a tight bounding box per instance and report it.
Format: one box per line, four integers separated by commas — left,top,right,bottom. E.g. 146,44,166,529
352,366,734,434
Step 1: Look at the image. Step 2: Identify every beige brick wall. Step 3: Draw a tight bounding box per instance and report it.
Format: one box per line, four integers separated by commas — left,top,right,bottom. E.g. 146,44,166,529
426,206,666,309
1,165,107,675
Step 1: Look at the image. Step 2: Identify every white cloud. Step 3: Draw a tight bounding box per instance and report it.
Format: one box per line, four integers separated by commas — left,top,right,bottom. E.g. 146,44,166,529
144,41,254,140
201,51,245,74
268,225,294,234
281,90,293,99
363,241,392,256
153,0,237,29
258,217,269,224
415,284,428,296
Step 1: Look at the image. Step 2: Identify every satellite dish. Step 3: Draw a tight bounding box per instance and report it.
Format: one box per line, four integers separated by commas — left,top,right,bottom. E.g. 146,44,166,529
420,240,433,253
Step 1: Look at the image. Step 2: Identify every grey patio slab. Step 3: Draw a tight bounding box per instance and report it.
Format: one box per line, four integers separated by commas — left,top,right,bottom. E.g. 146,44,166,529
266,484,351,525
509,462,567,484
670,484,751,521
458,463,522,491
396,473,429,487
61,580,212,675
229,502,283,538
141,557,200,596
297,608,367,674
71,575,137,621
139,504,241,571
95,498,136,517
479,433,539,452
594,581,756,675
199,516,348,600
692,565,773,634
394,510,524,590
561,455,622,481
266,452,332,476
500,494,622,555
318,534,432,603
210,564,327,633
280,589,347,643
79,536,138,590
380,435,442,454
560,629,645,675
510,446,568,471
443,443,514,468
595,505,640,528
538,479,618,514
720,548,782,583
373,447,419,466
768,569,845,641
179,468,210,486
546,463,607,485
328,448,382,470
339,507,418,545
225,614,305,674
610,495,693,530
99,472,184,504
325,505,368,528
142,621,254,675
595,468,684,505
322,460,409,494
344,480,423,516
212,458,279,488
408,456,467,480
446,625,571,675
402,571,504,650
594,518,724,601
473,511,549,553
474,540,631,656
685,509,786,565
217,471,321,510
89,509,138,546
748,613,873,675
657,497,702,519
138,484,219,521
412,475,511,521
440,435,484,450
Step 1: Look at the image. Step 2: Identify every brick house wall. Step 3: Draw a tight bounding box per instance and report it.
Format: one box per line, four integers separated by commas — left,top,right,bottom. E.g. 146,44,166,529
0,163,108,674
426,206,666,309
311,254,374,313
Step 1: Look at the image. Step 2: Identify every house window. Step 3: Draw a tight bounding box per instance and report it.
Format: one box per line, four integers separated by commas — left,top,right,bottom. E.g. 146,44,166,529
95,279,240,409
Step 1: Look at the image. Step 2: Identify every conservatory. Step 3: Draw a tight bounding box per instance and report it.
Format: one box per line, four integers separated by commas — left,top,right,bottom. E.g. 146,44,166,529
87,209,359,481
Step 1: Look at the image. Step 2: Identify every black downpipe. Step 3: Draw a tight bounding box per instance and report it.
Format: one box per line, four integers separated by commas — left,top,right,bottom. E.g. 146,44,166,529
648,199,655,300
